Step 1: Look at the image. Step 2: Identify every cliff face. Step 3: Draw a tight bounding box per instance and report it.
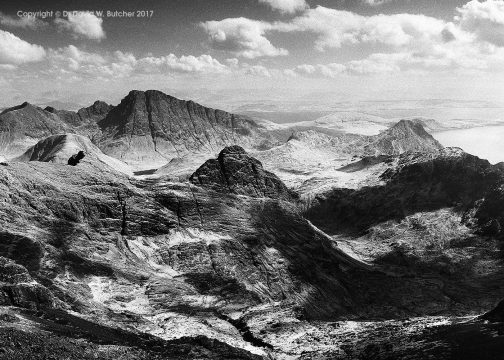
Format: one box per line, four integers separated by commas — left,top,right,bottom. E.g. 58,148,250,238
306,148,503,234
95,90,275,170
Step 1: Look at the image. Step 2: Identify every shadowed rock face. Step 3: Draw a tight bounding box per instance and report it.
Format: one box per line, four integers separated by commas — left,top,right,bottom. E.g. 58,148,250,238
190,146,296,201
0,257,55,310
306,148,504,234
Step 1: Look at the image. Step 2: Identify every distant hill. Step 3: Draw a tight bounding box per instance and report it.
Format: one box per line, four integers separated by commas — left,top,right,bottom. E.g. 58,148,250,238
14,134,132,175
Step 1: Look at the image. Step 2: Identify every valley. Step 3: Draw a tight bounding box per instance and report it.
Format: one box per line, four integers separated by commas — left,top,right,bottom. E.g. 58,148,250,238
1,90,504,359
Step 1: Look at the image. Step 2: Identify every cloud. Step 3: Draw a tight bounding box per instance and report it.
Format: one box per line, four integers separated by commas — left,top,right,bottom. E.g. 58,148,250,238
200,17,288,58
274,6,446,51
136,54,228,74
0,12,47,29
0,30,46,65
245,65,272,77
258,0,308,14
290,63,346,77
457,0,504,46
317,63,347,77
55,13,105,41
363,0,394,5
200,3,504,75
45,46,228,79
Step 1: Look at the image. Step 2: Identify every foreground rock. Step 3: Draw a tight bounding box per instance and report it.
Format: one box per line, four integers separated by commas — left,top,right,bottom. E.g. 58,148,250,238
2,144,504,358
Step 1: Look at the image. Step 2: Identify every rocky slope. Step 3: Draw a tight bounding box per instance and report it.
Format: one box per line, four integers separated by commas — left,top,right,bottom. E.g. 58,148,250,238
254,119,443,192
305,147,502,234
189,145,296,201
0,102,74,158
95,90,277,171
45,100,113,139
14,134,132,175
2,144,504,358
0,100,113,160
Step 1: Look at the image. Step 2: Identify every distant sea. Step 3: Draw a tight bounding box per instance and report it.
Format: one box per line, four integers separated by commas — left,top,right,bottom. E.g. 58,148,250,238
433,125,504,164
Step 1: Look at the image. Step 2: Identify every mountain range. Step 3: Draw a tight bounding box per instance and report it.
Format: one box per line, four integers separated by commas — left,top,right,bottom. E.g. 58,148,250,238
1,90,504,359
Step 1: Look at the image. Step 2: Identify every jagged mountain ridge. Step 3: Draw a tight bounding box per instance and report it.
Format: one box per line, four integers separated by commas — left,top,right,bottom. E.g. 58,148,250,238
0,101,113,160
0,102,74,158
95,90,276,170
0,90,280,172
254,119,444,192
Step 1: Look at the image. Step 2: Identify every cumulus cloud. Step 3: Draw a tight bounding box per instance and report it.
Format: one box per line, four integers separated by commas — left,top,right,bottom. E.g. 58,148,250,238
0,12,47,29
457,0,504,46
136,54,228,74
290,63,346,77
245,65,272,77
45,45,228,79
0,30,46,65
363,0,394,6
55,13,105,41
258,0,308,14
274,6,446,51
200,17,288,58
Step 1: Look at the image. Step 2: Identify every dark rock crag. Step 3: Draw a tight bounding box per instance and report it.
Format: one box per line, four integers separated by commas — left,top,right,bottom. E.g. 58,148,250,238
67,151,85,166
190,146,296,200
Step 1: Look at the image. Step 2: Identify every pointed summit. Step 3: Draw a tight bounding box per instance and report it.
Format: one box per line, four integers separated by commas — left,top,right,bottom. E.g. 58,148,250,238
365,119,443,155
95,90,273,170
190,146,296,200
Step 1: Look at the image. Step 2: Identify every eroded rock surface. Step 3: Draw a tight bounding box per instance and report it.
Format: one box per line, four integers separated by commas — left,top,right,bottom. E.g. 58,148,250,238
190,146,296,200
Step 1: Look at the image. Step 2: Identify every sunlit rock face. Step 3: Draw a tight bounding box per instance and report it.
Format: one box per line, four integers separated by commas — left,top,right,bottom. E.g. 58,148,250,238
190,145,297,201
4,93,504,358
95,90,277,170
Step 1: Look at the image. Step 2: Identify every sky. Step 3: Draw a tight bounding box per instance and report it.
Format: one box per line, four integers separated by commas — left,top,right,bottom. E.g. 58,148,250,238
1,0,504,109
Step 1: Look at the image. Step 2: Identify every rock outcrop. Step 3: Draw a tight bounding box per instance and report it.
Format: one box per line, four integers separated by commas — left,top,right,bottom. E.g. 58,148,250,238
0,257,55,310
0,101,113,160
190,146,296,200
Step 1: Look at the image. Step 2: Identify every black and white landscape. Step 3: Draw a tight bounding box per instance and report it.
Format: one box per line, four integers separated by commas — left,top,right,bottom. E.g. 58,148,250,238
2,1,504,359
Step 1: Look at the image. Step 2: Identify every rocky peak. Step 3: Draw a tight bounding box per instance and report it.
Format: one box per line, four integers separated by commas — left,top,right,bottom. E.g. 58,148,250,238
0,102,32,115
95,89,272,170
190,145,296,200
77,100,113,120
366,119,443,155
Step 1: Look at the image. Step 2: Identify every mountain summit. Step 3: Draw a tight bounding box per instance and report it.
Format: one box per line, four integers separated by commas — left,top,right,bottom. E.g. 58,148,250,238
367,119,443,155
95,90,274,170
190,145,296,200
